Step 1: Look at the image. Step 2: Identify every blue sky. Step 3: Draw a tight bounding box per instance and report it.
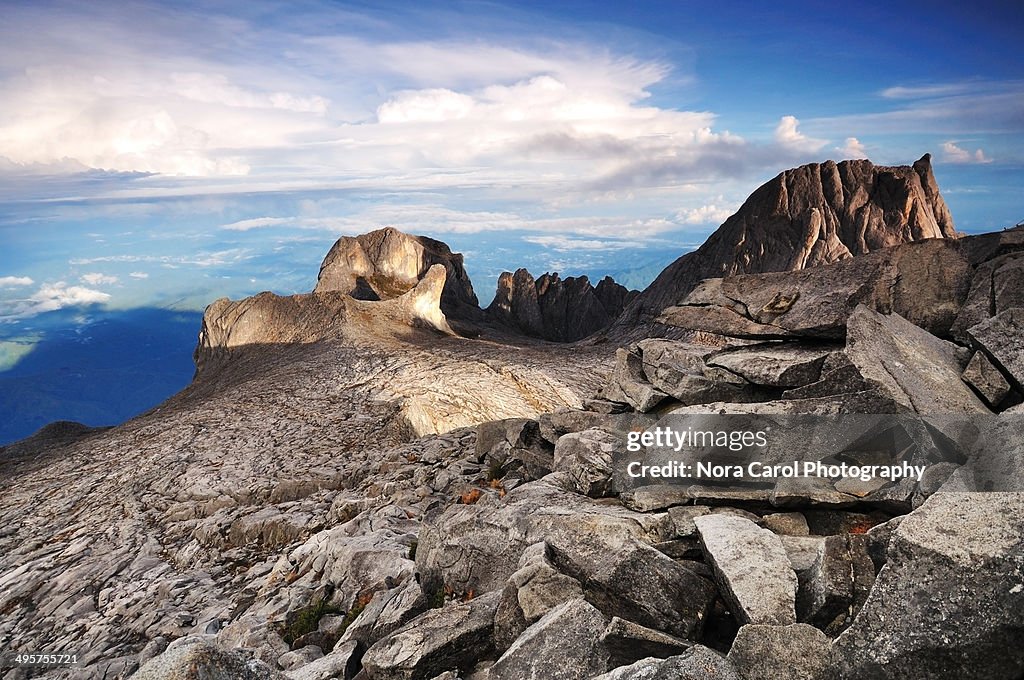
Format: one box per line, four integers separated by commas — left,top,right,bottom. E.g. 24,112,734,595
0,0,1022,379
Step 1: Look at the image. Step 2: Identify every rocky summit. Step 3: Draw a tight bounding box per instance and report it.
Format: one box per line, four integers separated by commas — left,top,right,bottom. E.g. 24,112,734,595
1,155,1023,680
609,154,958,340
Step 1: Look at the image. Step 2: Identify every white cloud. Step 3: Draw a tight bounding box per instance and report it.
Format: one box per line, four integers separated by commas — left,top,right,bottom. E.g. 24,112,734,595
0,276,33,287
774,116,827,154
676,203,736,225
880,83,971,99
128,271,149,279
941,141,991,164
0,2,769,199
809,80,1024,138
69,248,250,267
836,137,867,159
522,236,638,252
221,217,297,231
0,281,111,320
80,272,119,285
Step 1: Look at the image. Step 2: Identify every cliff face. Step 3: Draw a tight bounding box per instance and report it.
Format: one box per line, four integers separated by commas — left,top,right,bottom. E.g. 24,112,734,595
613,154,957,335
315,226,480,319
487,270,638,342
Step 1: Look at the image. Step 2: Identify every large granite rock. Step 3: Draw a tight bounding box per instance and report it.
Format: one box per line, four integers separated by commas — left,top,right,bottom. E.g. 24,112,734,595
634,339,763,406
726,623,830,680
360,591,501,680
492,541,585,651
476,418,554,481
552,428,620,498
796,534,875,635
613,154,957,335
706,343,837,388
845,306,989,414
416,480,713,640
599,617,691,668
952,250,1024,341
658,238,972,340
961,350,1012,408
829,492,1024,679
694,515,798,625
602,347,668,412
594,646,741,680
196,264,455,370
134,637,289,680
487,598,609,680
968,307,1024,391
488,269,637,342
314,226,479,319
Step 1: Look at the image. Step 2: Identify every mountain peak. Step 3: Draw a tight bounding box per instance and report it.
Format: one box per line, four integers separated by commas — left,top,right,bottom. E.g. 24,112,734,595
608,154,958,338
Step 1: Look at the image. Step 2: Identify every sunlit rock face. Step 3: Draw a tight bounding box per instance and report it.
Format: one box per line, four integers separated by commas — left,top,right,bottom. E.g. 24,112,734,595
314,226,480,319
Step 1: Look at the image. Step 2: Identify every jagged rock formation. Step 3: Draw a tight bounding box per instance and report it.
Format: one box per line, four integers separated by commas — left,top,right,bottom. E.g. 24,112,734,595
611,154,958,338
314,226,480,319
488,269,637,342
2,161,1023,680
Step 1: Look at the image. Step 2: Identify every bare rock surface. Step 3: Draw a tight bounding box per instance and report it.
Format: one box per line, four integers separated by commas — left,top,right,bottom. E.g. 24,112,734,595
657,237,972,340
314,226,479,319
488,269,637,342
612,154,957,337
360,591,501,680
726,623,830,680
961,350,1012,408
968,307,1024,390
134,637,289,680
845,306,989,414
3,171,1023,680
593,646,741,680
486,598,608,680
829,492,1024,679
694,515,798,625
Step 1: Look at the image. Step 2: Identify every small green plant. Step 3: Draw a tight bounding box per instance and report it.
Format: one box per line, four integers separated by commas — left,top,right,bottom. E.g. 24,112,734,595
428,585,447,609
278,591,375,649
279,599,344,646
486,457,505,481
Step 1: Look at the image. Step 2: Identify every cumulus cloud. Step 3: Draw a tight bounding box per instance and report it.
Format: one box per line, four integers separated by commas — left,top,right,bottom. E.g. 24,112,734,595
0,1,792,202
128,271,149,279
774,116,827,154
941,141,991,164
1,281,111,320
836,137,867,159
80,272,119,285
676,203,736,225
0,276,33,287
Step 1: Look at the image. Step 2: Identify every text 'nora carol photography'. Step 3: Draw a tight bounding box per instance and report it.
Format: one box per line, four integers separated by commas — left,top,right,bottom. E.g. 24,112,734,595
615,415,974,489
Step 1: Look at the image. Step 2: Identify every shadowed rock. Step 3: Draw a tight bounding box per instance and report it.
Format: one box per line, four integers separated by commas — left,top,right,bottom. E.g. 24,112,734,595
657,238,973,340
488,269,637,342
829,492,1024,679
